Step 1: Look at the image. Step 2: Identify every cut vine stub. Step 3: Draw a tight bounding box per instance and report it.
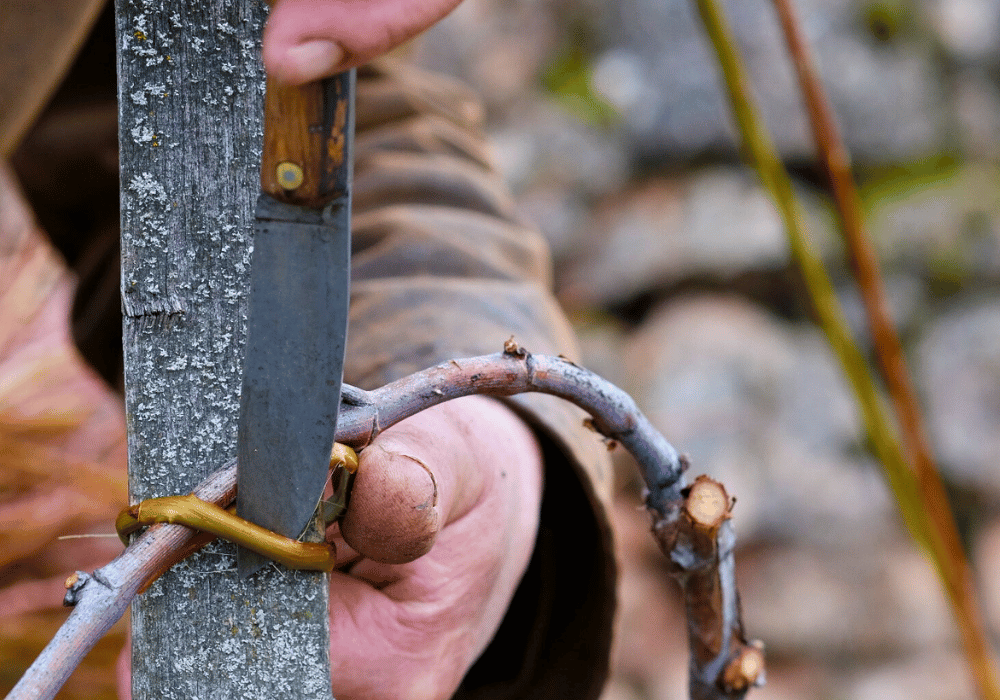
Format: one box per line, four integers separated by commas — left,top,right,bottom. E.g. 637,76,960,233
685,476,731,531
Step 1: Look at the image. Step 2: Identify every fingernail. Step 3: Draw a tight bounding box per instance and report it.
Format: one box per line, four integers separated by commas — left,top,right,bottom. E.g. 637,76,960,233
283,40,344,84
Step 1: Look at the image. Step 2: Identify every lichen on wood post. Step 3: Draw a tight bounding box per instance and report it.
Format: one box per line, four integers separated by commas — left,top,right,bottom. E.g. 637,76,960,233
116,1,334,697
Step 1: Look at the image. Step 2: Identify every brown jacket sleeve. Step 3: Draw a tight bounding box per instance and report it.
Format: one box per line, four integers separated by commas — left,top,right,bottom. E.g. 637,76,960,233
346,61,617,700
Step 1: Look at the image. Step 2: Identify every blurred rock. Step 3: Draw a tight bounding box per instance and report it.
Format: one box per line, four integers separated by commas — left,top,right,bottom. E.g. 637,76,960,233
600,0,948,162
516,187,592,262
613,560,689,699
557,167,835,309
412,0,562,108
862,162,1000,279
836,271,927,341
744,661,832,700
953,70,1000,160
616,294,891,543
559,170,780,307
416,0,960,163
488,100,630,197
974,516,1000,633
603,496,688,700
921,0,1000,64
915,296,1000,495
845,649,974,700
574,313,632,400
482,99,632,262
738,537,955,658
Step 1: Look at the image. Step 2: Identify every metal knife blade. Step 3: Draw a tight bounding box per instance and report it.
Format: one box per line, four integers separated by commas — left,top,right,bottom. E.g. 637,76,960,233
237,69,355,577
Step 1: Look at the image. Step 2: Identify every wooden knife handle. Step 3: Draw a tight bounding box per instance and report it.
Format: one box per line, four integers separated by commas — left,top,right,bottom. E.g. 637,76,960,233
260,70,354,208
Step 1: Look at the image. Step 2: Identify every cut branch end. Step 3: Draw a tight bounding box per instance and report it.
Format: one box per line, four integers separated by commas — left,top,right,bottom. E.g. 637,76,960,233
685,476,731,531
724,641,766,692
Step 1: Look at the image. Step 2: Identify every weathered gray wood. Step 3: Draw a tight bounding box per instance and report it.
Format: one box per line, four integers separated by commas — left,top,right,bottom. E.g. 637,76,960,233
116,1,334,697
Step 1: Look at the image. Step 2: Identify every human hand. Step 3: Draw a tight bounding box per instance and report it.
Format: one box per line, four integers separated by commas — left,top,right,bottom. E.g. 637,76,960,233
115,396,543,700
263,0,466,85
325,395,543,699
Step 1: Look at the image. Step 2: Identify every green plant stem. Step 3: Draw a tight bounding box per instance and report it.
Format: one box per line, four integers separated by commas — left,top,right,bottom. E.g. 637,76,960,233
690,0,926,548
768,1,1000,696
690,1,1000,698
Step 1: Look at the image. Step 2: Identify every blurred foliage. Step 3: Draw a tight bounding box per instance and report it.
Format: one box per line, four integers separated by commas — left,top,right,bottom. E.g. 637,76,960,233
858,153,962,196
540,32,619,125
859,156,1000,294
861,0,916,43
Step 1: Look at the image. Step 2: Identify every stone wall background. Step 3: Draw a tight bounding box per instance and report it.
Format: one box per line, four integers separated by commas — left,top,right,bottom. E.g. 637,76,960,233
413,1,1000,698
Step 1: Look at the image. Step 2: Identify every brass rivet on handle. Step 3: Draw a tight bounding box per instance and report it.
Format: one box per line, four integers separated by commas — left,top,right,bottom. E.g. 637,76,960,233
276,161,305,191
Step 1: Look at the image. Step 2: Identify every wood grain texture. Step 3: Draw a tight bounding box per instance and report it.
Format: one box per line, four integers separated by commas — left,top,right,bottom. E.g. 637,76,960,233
261,75,352,206
116,1,334,697
261,78,324,203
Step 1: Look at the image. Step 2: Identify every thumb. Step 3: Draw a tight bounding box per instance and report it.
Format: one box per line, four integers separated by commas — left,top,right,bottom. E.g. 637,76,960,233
263,0,464,84
338,396,491,564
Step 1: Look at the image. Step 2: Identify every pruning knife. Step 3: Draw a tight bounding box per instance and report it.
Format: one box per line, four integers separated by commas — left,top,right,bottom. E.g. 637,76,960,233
236,68,355,577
